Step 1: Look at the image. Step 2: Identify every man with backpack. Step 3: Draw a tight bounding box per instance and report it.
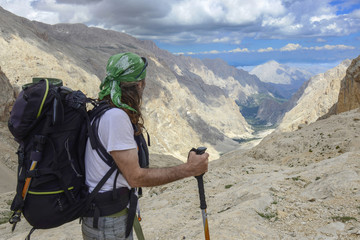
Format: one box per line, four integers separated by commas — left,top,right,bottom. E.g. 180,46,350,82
81,52,209,240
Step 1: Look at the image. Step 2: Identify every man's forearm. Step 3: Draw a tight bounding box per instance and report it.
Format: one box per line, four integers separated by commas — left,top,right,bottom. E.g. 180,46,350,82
111,149,208,188
129,163,192,188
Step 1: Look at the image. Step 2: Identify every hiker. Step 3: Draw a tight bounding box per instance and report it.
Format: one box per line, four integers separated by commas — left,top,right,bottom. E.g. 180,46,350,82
81,52,209,240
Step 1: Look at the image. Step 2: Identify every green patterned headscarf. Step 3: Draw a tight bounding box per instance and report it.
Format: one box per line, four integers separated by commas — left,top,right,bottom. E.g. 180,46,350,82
99,52,147,112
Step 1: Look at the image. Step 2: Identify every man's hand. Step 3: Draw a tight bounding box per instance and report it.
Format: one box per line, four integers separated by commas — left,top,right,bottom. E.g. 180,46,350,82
186,151,209,177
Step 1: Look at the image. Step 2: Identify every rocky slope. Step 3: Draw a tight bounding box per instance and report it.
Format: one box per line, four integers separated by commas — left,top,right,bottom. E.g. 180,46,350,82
277,59,351,132
1,109,359,240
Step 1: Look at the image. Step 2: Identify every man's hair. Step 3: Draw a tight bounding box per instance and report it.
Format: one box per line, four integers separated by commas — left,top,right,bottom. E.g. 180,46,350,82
103,80,144,135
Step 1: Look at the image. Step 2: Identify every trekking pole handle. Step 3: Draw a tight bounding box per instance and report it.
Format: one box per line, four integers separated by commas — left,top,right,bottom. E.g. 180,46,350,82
196,175,207,210
191,147,207,210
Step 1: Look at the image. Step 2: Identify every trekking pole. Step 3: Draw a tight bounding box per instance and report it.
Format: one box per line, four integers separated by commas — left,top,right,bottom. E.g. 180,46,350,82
10,136,46,232
9,160,38,232
191,147,210,240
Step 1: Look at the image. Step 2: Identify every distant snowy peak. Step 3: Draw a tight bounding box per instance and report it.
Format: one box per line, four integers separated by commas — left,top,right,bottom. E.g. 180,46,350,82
250,60,312,85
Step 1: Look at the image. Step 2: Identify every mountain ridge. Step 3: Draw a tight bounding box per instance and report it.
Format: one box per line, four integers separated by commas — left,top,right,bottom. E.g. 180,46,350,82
0,6,262,159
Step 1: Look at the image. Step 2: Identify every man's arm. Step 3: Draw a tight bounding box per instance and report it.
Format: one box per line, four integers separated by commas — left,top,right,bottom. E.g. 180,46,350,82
111,149,209,188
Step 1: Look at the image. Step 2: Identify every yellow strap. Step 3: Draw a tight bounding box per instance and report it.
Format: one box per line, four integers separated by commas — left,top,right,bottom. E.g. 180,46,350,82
36,78,49,118
108,208,128,217
133,215,145,240
28,186,74,195
108,209,145,239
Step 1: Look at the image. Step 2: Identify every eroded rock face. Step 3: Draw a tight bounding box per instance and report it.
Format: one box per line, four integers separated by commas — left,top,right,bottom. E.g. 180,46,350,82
336,55,360,114
0,67,15,122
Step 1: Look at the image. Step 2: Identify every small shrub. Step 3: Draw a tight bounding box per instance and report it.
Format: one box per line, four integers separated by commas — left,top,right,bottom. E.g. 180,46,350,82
256,211,277,220
292,176,301,181
332,216,357,223
225,184,233,189
315,177,321,181
309,149,313,152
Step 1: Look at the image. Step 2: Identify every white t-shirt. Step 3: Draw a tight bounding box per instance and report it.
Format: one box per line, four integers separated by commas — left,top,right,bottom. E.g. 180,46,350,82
84,108,137,193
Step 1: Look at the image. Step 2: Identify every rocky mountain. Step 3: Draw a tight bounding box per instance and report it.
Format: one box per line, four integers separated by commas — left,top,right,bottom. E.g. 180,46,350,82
250,60,310,85
250,60,312,99
0,6,283,159
277,59,351,132
335,55,360,114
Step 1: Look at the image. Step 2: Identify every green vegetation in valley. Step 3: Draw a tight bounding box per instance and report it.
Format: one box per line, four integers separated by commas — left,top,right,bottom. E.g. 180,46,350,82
233,137,260,144
236,93,286,132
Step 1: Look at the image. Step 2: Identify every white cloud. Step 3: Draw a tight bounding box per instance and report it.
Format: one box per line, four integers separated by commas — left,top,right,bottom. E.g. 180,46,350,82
1,0,360,48
0,0,59,24
316,38,326,42
213,37,231,43
310,14,336,23
280,43,302,51
167,0,285,26
206,50,222,54
277,44,356,52
175,43,355,56
307,44,355,50
258,47,274,52
351,9,360,18
229,48,250,53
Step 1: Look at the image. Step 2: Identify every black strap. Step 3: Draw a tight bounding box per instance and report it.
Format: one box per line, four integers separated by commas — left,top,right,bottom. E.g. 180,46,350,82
92,206,101,229
87,164,118,204
112,171,120,200
126,188,138,238
83,164,118,228
25,227,36,240
89,103,114,167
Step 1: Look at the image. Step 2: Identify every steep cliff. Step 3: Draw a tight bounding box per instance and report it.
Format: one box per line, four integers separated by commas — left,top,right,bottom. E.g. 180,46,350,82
336,55,360,114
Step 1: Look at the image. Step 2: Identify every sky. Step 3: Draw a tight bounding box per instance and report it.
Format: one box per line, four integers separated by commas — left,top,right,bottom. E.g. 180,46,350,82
1,0,360,73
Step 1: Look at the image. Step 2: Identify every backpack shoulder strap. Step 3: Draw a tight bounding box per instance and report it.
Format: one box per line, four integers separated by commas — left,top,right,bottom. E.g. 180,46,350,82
88,102,114,167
